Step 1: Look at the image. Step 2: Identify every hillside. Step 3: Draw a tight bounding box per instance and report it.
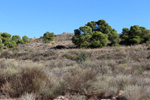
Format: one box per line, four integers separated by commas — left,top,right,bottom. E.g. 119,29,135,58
0,33,150,100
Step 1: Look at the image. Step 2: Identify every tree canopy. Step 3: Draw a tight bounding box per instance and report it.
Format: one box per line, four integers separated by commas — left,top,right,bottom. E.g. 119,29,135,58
120,25,150,45
0,32,30,51
72,19,119,48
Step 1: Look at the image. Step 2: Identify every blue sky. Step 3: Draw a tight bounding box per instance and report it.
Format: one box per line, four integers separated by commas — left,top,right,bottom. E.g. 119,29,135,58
0,0,150,38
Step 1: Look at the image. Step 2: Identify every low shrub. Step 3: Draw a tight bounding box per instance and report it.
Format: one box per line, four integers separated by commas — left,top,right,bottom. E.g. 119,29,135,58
123,85,142,100
0,68,18,87
62,67,97,95
62,53,77,61
43,32,55,42
76,51,88,63
1,67,48,98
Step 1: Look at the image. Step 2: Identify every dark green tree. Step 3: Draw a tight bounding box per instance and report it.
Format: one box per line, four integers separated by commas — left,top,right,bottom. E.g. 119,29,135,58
120,28,130,45
87,21,97,31
74,29,81,36
96,19,112,34
72,34,91,48
79,26,92,35
109,29,119,46
91,31,108,48
140,28,150,43
120,25,150,45
72,19,119,48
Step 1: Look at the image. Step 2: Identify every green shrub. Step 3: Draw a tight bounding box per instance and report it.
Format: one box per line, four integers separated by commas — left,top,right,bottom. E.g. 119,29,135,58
18,39,24,44
1,32,11,39
76,52,88,63
0,33,30,49
12,35,22,44
22,35,30,43
62,53,77,60
5,41,17,48
1,32,11,43
43,32,55,42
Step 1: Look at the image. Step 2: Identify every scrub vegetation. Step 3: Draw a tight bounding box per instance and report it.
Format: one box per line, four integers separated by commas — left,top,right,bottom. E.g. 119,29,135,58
0,19,150,100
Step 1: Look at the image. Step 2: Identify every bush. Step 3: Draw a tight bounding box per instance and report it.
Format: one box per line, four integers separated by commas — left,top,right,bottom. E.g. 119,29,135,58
123,85,142,100
63,67,97,95
18,39,25,44
22,35,30,43
1,67,48,98
12,35,22,44
0,68,18,87
43,32,55,42
1,32,11,43
76,51,88,63
1,32,11,39
72,19,119,48
5,40,17,48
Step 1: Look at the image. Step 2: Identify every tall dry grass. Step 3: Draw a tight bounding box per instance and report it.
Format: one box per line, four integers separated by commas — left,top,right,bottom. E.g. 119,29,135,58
0,37,150,100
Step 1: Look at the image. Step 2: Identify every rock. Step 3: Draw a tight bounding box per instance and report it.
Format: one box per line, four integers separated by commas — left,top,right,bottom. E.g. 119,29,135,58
54,96,69,100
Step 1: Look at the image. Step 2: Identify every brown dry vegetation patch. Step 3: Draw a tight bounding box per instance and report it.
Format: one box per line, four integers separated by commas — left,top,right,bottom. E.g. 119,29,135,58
0,34,150,100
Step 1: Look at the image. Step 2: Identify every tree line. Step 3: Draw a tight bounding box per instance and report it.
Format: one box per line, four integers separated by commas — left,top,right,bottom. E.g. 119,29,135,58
72,19,150,48
0,31,56,52
0,19,150,51
0,32,30,51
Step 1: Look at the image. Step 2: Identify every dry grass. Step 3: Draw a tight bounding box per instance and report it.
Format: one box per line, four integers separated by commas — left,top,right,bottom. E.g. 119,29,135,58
1,66,48,98
0,34,150,100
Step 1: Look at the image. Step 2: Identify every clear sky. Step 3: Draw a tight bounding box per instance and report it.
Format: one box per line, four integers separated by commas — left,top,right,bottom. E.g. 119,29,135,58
0,0,150,38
